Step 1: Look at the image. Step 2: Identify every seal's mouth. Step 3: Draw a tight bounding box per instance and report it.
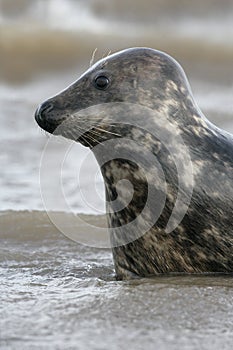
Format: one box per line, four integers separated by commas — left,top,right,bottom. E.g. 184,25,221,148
35,99,124,149
35,102,99,147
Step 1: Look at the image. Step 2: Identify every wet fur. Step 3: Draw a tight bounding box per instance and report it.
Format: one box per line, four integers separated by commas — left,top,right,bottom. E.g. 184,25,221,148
35,48,233,280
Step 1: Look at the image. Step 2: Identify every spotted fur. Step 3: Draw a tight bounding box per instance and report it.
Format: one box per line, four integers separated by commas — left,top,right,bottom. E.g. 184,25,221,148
35,48,233,280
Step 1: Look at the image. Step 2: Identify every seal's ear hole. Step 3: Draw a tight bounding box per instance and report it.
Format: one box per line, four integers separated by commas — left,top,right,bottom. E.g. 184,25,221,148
94,75,110,90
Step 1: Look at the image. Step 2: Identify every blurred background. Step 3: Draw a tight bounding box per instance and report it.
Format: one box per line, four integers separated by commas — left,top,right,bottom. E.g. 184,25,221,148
1,3,233,348
1,0,233,212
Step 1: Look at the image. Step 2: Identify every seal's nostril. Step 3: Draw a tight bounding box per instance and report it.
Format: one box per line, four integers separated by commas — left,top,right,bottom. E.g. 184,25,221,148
40,102,54,117
35,101,54,123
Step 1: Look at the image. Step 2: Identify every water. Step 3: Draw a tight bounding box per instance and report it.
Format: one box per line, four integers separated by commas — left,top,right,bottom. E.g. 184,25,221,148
0,1,233,349
1,213,233,350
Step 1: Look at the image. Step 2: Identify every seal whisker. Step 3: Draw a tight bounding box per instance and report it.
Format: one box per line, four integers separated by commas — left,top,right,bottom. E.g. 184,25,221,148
94,126,121,137
84,117,121,130
71,124,98,147
71,116,121,139
73,124,104,146
85,132,102,145
102,49,112,60
80,135,93,148
85,132,104,147
90,48,98,67
84,116,116,123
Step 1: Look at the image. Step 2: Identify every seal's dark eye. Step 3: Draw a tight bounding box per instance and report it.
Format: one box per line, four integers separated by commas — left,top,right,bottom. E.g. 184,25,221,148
94,76,110,90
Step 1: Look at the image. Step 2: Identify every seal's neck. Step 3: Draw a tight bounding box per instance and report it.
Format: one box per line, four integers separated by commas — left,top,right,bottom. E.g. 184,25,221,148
92,134,178,256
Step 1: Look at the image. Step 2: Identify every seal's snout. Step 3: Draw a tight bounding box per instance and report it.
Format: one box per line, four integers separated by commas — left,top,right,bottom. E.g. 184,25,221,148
35,101,55,133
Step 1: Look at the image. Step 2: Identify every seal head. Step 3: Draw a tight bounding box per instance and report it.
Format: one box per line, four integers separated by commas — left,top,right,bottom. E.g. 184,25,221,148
35,47,195,135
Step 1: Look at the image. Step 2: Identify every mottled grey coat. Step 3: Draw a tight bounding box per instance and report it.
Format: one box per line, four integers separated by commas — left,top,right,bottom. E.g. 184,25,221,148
35,48,233,280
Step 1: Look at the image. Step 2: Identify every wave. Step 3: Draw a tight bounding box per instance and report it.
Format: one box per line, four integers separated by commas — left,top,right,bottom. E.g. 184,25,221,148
0,210,107,241
1,1,233,82
1,25,233,83
1,0,233,27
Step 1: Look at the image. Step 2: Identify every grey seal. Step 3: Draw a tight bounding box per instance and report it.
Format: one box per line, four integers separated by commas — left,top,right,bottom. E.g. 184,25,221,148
35,47,233,280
